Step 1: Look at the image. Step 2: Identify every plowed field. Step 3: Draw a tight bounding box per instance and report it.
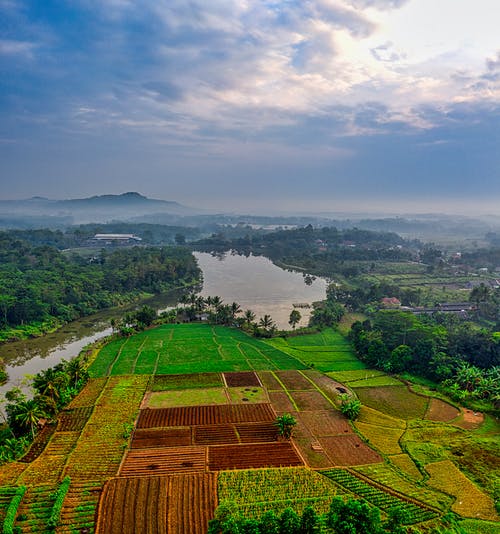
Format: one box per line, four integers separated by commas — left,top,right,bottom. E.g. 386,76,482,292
193,424,239,445
208,442,303,470
137,403,275,428
120,447,206,477
319,435,382,466
57,406,94,431
274,370,315,390
96,474,217,534
223,372,261,387
298,410,351,436
131,428,192,449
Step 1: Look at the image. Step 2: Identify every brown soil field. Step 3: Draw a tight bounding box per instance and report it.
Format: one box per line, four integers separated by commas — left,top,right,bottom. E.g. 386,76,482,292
257,371,283,391
302,370,348,401
452,409,485,430
57,406,94,431
223,371,261,387
293,437,333,469
19,423,56,463
298,410,352,436
167,473,218,534
319,435,382,466
355,386,428,420
425,398,460,422
291,391,333,411
131,428,192,449
208,442,303,470
120,446,207,477
235,422,279,443
268,391,296,412
193,424,239,445
137,404,275,428
96,474,217,534
274,370,315,390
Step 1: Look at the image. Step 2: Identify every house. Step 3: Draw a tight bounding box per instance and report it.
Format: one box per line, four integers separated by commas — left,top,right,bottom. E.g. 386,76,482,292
380,297,401,308
87,233,142,246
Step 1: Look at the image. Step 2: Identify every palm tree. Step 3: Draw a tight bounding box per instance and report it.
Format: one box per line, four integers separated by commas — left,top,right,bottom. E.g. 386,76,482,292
15,399,46,439
289,309,301,329
259,315,275,331
244,310,256,327
66,358,89,389
230,302,241,319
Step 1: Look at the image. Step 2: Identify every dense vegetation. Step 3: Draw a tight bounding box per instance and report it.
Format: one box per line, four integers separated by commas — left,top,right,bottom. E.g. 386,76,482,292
348,310,500,411
0,233,201,341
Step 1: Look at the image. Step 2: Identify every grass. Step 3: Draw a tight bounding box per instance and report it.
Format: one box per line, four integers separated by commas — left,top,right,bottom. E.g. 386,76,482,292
356,406,406,429
147,388,229,407
389,454,423,481
425,460,498,521
457,519,500,533
267,328,364,372
327,369,386,382
88,324,306,377
151,373,223,391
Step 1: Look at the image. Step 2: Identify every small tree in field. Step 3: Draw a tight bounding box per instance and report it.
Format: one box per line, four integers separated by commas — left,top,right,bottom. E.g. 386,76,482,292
339,394,361,421
275,413,297,440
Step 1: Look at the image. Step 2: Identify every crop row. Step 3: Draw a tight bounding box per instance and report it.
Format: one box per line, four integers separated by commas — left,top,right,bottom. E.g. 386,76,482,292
321,469,438,524
57,406,94,432
137,403,275,428
96,473,217,534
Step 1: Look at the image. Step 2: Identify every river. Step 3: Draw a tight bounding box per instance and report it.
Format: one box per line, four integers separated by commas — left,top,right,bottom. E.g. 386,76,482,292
0,252,326,394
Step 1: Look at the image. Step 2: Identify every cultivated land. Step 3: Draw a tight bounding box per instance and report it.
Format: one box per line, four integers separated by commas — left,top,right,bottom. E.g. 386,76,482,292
0,324,498,533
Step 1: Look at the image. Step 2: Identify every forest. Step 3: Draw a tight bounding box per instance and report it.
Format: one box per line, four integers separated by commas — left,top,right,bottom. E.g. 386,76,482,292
0,232,201,341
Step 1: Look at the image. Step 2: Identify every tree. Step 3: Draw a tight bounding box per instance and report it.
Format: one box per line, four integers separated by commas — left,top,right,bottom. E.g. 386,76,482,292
14,399,46,439
279,508,300,534
259,315,275,331
275,413,297,440
243,310,256,327
135,305,157,326
300,506,319,533
326,497,382,534
289,309,301,330
174,233,186,245
339,394,361,420
259,510,280,534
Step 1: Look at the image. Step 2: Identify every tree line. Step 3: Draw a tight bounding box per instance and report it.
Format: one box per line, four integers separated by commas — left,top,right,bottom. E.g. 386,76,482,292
0,233,201,340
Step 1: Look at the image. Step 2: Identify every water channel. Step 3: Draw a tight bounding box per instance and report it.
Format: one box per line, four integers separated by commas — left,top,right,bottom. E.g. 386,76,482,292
0,252,326,394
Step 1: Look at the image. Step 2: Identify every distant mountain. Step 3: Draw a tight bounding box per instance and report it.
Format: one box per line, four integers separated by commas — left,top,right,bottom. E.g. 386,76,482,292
0,192,199,225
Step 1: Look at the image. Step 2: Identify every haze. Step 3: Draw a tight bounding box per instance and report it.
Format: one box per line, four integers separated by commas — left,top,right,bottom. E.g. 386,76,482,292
1,0,499,215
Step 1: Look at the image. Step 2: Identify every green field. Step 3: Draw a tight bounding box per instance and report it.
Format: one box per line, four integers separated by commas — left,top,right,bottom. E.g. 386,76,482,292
89,324,306,377
266,329,363,372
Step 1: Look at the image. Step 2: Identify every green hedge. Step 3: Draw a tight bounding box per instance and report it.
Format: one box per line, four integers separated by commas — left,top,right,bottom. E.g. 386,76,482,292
47,477,71,529
2,486,26,534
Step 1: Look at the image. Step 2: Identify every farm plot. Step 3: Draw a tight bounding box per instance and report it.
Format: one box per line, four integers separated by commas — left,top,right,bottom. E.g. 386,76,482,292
131,428,192,449
268,391,297,412
389,454,423,481
227,387,268,404
290,390,333,411
354,463,454,511
89,324,305,377
267,329,364,372
57,406,94,431
298,410,352,436
146,388,229,408
425,460,498,521
193,424,239,445
152,373,223,391
223,371,261,387
355,386,429,420
321,469,438,525
425,398,460,422
354,422,404,455
273,370,315,390
64,375,149,483
218,467,341,519
96,474,217,534
0,487,18,524
13,484,56,533
319,435,382,466
208,442,303,470
66,377,107,408
120,446,207,477
56,481,101,534
19,423,56,463
137,403,275,428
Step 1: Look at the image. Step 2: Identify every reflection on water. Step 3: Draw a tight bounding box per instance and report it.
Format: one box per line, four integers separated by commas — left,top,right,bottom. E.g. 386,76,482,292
194,251,326,329
0,252,326,394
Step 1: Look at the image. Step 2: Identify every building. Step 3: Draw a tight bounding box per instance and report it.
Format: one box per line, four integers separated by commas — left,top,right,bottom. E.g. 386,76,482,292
88,233,142,246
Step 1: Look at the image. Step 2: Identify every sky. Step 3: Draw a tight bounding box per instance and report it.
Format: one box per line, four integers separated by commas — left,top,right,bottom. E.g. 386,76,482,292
0,0,499,214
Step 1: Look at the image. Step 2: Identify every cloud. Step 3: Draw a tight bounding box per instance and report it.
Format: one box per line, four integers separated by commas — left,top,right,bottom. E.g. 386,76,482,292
0,39,37,57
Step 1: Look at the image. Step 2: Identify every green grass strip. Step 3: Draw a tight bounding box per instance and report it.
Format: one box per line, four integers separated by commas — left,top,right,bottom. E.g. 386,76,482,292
3,486,26,534
47,476,71,529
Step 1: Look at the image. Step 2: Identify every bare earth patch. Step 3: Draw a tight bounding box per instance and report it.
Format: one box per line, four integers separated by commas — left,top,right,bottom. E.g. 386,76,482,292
452,408,485,430
291,391,333,411
319,435,382,466
274,370,315,390
425,398,460,422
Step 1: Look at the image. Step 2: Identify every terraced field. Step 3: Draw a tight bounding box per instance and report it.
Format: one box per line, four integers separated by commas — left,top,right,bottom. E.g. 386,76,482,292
2,323,497,533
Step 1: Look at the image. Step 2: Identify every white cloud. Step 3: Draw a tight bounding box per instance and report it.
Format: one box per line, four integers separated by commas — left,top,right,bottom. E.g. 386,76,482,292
0,39,37,58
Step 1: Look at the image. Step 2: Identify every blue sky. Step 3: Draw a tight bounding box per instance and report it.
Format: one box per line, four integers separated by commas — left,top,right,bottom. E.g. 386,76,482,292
1,0,499,214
